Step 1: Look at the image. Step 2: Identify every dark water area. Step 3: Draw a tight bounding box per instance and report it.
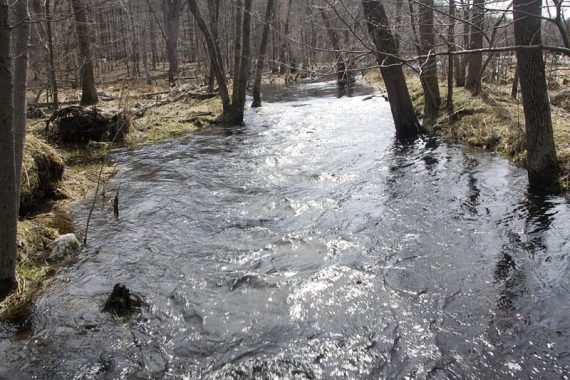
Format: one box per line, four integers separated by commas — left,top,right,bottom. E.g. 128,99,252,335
1,80,569,379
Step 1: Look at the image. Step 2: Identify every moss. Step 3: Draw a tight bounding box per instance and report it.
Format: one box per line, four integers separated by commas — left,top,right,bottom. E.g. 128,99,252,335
146,120,196,142
1,220,59,324
20,135,65,212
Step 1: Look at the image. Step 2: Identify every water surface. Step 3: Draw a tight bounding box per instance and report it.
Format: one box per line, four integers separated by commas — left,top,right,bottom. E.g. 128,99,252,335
1,80,569,379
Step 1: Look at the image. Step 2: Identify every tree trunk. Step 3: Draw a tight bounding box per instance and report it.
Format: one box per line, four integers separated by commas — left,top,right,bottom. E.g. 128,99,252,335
207,0,221,92
252,0,276,108
320,6,353,85
418,0,441,119
13,0,30,205
465,0,484,94
513,0,560,192
394,0,403,52
447,0,455,112
232,0,243,106
231,0,252,124
149,6,158,69
454,0,469,87
511,67,519,99
163,0,181,85
71,0,98,106
142,22,152,85
187,0,231,117
45,0,59,109
0,0,18,298
362,0,420,140
279,0,292,74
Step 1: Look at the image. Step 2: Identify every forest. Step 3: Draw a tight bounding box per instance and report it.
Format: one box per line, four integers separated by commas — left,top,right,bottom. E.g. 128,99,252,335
1,0,570,378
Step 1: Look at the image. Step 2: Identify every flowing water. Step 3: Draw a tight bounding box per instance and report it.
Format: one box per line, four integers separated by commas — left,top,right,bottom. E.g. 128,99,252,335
1,81,570,379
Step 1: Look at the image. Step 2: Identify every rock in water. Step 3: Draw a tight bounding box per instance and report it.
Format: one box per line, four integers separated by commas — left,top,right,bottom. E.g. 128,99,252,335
46,233,80,262
103,284,143,317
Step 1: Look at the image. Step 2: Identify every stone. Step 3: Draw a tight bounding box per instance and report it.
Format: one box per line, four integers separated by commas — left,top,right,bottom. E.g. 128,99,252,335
47,233,80,262
103,284,143,317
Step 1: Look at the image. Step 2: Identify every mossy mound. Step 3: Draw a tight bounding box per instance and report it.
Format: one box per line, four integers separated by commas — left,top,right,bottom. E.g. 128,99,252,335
20,135,65,213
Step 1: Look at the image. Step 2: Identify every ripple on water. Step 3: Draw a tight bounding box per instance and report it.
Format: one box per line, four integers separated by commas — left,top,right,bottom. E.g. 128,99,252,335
1,80,570,378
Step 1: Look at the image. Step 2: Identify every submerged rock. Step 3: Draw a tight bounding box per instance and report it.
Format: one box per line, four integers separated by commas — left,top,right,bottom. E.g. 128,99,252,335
103,284,143,317
46,233,80,262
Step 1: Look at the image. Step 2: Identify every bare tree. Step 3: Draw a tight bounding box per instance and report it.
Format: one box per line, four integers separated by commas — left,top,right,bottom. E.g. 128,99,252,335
14,0,31,205
252,0,276,108
231,0,253,123
44,0,59,108
418,0,441,119
362,0,420,139
207,0,221,92
465,0,484,94
513,0,560,192
0,0,16,299
187,0,231,118
71,0,98,105
447,0,456,112
320,4,354,85
163,0,182,85
0,0,29,299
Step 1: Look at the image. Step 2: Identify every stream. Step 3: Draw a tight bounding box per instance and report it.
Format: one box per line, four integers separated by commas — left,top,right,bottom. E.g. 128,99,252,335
1,80,569,379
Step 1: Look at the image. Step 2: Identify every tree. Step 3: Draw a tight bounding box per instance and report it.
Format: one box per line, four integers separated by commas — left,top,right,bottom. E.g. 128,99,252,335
187,0,231,115
0,0,17,299
207,0,221,92
418,0,441,119
163,0,182,85
252,0,276,108
186,0,253,124
320,4,354,85
0,0,30,299
231,0,253,123
71,0,98,106
279,0,293,74
454,0,470,87
44,0,59,109
447,0,456,112
513,0,560,192
362,0,420,140
465,0,484,94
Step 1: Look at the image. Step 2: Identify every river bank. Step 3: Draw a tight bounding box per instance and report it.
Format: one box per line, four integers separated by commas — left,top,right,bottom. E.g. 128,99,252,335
1,83,222,324
364,71,570,190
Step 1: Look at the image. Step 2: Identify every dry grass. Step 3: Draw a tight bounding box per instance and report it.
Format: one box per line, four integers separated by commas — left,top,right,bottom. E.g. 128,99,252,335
365,70,570,190
2,78,223,325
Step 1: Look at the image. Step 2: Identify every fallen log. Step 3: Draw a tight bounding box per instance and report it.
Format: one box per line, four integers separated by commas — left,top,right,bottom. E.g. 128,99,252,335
45,106,131,145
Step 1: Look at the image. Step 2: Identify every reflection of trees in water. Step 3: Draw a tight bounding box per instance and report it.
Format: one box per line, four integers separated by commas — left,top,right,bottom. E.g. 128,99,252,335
336,85,354,98
384,137,441,188
459,156,481,216
491,190,556,332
